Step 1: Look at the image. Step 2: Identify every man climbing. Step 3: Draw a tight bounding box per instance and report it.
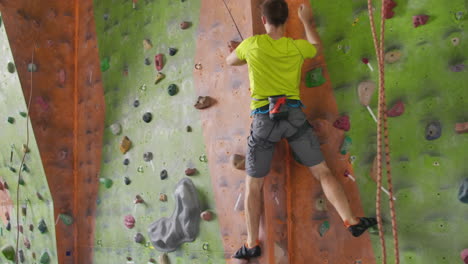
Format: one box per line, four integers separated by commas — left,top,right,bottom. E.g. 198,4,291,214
226,0,377,260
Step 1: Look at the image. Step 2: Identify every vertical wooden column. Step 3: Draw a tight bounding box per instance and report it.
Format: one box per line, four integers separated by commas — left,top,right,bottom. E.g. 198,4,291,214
284,0,376,263
0,1,104,263
74,0,104,263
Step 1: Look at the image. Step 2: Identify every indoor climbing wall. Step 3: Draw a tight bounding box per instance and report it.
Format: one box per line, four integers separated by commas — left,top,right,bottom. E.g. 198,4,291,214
313,0,468,262
92,0,227,263
0,13,58,264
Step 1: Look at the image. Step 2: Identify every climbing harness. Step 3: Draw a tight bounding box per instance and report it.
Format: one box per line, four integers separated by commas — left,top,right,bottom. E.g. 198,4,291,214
220,0,244,40
367,0,400,263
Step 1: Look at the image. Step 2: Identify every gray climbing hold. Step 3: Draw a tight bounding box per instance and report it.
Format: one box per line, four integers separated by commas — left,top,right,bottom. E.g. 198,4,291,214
148,178,201,252
458,178,468,203
169,48,178,56
110,123,122,135
135,233,145,244
451,64,465,72
28,63,38,72
425,121,442,140
133,99,140,107
124,177,131,185
19,249,25,263
160,169,168,180
143,152,153,162
168,84,178,96
144,58,151,65
143,112,152,123
38,219,48,233
123,158,130,166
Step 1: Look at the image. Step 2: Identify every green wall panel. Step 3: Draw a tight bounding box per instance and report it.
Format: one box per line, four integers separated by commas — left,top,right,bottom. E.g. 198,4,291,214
92,1,226,263
313,0,468,262
0,12,58,264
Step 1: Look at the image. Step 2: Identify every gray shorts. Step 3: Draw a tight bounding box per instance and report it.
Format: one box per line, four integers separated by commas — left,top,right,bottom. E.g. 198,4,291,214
246,107,324,178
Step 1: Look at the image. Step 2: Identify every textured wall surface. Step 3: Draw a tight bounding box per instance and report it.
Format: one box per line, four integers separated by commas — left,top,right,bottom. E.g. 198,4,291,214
92,0,227,263
0,13,58,263
0,0,104,263
313,0,468,262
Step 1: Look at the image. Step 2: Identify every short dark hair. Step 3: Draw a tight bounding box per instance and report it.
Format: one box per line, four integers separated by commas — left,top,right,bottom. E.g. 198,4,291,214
261,0,289,27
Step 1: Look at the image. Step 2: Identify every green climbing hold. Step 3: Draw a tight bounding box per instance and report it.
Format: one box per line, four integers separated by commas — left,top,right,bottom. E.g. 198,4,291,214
9,166,16,173
19,112,27,118
305,67,326,88
199,154,208,162
100,57,110,72
7,117,15,124
318,221,330,237
340,136,352,155
59,213,74,226
99,178,113,188
1,245,15,261
38,219,48,234
18,177,25,185
168,84,178,96
39,252,50,264
7,62,15,73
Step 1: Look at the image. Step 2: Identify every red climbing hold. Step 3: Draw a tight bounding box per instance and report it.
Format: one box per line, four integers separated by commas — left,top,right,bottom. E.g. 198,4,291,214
461,249,468,264
185,168,197,176
455,123,468,134
413,15,429,28
387,101,405,117
333,115,350,131
180,21,191,30
36,96,49,111
124,215,135,229
58,69,66,85
134,195,144,204
384,0,397,19
228,41,240,53
155,54,164,71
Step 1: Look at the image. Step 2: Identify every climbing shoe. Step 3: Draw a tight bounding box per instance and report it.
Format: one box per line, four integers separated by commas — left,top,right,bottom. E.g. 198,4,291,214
346,217,377,237
232,243,261,259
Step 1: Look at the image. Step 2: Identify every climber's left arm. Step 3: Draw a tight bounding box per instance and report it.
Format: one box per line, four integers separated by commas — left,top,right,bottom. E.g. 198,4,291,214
226,51,247,66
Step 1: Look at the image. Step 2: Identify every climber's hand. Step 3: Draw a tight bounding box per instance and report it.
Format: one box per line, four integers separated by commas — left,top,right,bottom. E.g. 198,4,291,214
298,4,314,25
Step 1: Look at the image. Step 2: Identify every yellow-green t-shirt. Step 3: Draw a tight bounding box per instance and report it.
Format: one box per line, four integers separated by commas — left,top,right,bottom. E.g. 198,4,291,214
236,34,317,110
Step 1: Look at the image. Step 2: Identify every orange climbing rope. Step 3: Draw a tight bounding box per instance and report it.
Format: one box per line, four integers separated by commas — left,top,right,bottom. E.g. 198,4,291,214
366,0,400,264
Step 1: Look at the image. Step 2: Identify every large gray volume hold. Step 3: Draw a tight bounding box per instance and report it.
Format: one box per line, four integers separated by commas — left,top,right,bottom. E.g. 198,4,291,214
459,178,468,203
148,178,201,252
